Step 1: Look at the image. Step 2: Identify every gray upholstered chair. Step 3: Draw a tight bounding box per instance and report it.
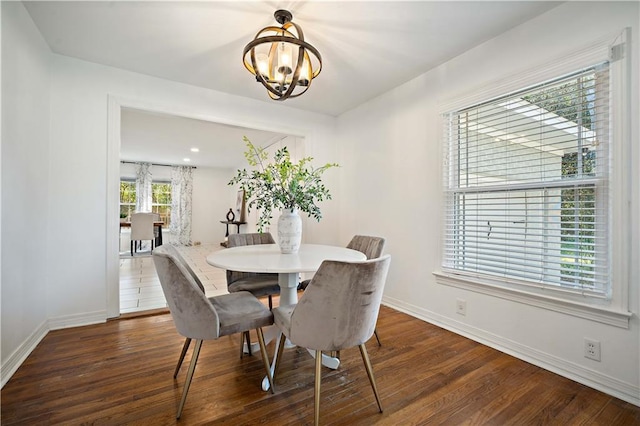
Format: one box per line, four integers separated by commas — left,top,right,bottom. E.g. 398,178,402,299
226,232,281,356
299,235,386,345
226,232,280,309
130,212,155,256
168,245,251,377
345,235,386,260
160,244,206,379
272,255,391,426
152,245,275,419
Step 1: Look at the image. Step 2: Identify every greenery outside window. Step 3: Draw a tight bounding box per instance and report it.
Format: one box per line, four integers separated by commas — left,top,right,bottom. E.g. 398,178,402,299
151,182,172,226
119,181,136,219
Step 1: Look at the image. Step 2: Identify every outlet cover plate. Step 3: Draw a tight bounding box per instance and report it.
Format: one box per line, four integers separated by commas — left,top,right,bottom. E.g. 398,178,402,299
584,338,601,361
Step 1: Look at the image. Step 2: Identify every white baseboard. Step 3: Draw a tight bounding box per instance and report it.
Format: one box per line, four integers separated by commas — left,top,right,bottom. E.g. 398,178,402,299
1,311,107,388
381,296,640,407
48,310,107,331
1,320,48,388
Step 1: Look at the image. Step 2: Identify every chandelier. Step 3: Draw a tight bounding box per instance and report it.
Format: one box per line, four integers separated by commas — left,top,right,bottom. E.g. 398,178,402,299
242,10,322,101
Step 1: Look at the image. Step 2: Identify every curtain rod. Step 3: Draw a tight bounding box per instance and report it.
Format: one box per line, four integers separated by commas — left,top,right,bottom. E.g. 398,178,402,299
120,160,196,169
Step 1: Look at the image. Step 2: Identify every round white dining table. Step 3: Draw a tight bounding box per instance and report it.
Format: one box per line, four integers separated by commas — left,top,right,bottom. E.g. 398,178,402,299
207,243,367,390
206,243,366,306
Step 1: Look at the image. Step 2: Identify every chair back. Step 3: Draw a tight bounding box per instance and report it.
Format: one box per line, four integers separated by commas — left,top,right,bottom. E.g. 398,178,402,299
130,212,155,240
226,233,276,285
162,244,205,293
347,235,385,259
152,245,220,340
289,255,391,351
228,232,275,247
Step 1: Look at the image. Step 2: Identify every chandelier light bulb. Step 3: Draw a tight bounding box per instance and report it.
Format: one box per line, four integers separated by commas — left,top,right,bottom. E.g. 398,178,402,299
256,53,269,76
277,42,293,76
298,57,310,86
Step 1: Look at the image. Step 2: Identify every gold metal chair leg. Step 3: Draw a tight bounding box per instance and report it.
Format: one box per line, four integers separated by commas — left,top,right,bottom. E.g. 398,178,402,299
240,331,245,359
256,328,275,394
174,337,191,378
374,329,381,346
273,332,286,381
177,339,203,419
359,344,383,413
314,349,323,426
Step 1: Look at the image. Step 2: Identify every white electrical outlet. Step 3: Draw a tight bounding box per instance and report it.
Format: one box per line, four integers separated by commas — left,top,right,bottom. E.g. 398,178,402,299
584,338,601,361
456,299,467,316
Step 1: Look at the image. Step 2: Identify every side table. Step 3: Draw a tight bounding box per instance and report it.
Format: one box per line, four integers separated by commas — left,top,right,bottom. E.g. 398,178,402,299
220,220,246,247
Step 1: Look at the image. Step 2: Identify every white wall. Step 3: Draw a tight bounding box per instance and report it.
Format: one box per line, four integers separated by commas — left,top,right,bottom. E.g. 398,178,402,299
1,1,51,383
337,2,639,404
191,167,238,244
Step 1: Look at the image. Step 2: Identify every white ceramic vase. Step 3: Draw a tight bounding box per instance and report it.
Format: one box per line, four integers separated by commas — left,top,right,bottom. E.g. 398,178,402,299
277,208,302,253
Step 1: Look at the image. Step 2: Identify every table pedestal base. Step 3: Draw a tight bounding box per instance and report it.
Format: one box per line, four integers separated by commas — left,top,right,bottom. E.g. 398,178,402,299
278,272,298,306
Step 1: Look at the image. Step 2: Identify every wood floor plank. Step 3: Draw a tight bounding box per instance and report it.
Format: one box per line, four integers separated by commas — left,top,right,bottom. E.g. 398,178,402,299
2,306,639,425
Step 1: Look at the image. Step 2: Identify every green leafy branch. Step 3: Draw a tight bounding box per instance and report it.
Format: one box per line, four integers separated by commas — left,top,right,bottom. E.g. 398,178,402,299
229,136,339,231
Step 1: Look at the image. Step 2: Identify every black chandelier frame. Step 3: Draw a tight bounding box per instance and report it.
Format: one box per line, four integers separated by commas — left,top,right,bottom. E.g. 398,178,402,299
242,10,322,101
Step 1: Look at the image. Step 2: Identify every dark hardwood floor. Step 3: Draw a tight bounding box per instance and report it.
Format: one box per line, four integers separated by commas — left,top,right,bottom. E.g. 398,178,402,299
2,305,639,425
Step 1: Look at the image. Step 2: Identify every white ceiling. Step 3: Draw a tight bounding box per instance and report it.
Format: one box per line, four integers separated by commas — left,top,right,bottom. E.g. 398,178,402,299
24,1,560,117
120,108,289,168
24,0,560,167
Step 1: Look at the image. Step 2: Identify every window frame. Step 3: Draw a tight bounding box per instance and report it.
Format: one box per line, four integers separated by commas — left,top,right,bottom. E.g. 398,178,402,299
434,32,632,328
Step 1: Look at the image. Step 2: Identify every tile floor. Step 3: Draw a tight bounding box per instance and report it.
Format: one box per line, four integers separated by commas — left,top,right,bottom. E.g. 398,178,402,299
119,229,228,314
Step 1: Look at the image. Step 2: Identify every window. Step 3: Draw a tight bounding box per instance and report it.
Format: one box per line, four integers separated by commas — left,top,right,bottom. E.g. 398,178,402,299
151,182,172,225
119,180,172,226
442,63,611,298
119,180,136,219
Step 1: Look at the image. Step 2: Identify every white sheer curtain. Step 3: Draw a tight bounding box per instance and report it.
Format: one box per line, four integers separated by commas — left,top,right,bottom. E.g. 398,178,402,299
170,166,193,245
135,162,152,212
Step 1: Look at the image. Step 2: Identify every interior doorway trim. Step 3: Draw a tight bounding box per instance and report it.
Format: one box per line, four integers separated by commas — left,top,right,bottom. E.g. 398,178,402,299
106,95,309,318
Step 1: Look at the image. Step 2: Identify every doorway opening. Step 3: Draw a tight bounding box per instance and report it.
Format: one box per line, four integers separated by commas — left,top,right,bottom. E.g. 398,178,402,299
107,99,306,317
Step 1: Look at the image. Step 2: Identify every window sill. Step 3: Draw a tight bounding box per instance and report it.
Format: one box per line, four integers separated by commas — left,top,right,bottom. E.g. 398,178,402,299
433,271,632,329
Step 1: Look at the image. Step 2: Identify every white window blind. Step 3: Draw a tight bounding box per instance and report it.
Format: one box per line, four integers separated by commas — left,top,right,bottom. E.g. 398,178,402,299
443,63,611,297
